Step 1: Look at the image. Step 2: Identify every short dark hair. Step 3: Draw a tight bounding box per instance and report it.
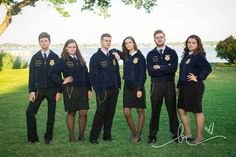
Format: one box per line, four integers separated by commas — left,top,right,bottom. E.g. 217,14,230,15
38,32,51,42
101,33,112,41
153,30,165,38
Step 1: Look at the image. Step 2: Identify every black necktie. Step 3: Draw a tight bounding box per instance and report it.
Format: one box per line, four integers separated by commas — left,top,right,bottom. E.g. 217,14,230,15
73,57,79,65
159,49,163,56
43,53,47,64
106,53,109,57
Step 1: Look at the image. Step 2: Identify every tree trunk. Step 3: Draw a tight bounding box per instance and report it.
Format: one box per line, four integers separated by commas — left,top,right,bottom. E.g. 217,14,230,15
0,0,34,36
0,10,12,36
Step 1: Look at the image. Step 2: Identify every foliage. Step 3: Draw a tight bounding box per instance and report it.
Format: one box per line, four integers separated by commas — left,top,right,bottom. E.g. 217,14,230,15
215,35,236,64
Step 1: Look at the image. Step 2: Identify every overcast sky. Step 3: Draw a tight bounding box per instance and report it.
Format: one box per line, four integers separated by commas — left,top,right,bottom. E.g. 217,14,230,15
0,0,235,44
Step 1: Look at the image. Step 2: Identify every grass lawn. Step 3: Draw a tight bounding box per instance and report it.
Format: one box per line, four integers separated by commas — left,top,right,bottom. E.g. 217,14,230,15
0,65,235,157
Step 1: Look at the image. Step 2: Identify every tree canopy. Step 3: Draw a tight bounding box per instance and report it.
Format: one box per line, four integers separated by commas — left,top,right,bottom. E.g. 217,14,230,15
0,0,157,35
216,35,236,64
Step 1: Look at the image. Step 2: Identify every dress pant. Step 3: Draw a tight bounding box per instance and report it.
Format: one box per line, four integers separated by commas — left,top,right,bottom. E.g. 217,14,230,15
90,89,119,141
148,81,179,140
26,87,57,142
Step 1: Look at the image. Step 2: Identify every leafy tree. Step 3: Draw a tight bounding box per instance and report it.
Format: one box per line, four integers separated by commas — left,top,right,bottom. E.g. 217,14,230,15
0,0,157,35
216,35,236,64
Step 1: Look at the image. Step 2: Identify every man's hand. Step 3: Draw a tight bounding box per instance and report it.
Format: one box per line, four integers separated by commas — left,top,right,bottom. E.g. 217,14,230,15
29,92,36,102
176,88,179,97
153,65,160,70
63,76,73,84
55,92,61,102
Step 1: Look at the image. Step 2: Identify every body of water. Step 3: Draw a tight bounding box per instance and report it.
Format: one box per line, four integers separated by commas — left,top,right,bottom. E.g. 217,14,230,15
2,46,225,63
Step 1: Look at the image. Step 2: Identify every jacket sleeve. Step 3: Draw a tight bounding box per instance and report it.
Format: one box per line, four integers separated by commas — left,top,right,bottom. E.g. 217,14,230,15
137,55,147,91
146,53,161,76
196,54,212,81
110,48,125,60
28,57,35,93
159,51,178,74
116,59,121,89
48,59,64,86
85,65,92,91
89,55,100,93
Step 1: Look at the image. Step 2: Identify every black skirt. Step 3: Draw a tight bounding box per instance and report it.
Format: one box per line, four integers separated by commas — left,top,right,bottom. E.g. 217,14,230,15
63,85,89,112
123,81,146,109
177,82,205,113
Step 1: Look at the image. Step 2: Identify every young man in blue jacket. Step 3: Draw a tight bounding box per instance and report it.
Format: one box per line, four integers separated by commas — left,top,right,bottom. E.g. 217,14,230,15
26,32,61,144
146,30,180,144
89,33,121,144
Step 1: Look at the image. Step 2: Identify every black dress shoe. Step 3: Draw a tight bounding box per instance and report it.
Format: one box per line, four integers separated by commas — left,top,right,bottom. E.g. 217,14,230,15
90,139,99,144
147,138,156,144
45,139,52,144
28,139,39,144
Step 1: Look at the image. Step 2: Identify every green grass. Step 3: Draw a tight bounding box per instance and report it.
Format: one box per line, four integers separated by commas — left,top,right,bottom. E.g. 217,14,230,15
0,66,236,157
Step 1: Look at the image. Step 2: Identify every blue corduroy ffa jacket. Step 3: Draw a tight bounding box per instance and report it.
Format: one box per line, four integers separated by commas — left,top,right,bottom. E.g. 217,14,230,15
48,55,91,90
146,46,178,82
28,50,61,93
177,52,212,87
89,48,121,93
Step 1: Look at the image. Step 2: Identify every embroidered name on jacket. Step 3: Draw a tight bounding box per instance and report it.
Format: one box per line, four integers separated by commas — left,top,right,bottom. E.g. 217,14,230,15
100,61,108,68
66,61,75,68
35,59,42,66
152,56,159,62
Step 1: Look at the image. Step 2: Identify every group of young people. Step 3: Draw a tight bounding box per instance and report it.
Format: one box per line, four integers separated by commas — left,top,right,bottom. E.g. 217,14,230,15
25,30,212,145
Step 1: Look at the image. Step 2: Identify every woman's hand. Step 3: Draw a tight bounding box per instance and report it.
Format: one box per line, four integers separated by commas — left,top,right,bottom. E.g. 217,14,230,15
55,92,61,102
187,73,198,82
88,90,92,100
114,52,120,60
137,90,142,98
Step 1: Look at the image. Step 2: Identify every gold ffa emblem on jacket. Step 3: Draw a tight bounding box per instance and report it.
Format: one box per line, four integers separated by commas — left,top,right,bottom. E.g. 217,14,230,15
49,60,55,66
186,59,191,64
165,55,170,61
133,58,138,64
113,59,116,66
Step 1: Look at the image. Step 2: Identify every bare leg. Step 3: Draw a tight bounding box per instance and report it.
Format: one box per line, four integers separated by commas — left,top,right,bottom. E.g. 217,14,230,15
178,108,192,138
66,111,76,142
193,112,204,143
123,108,136,138
134,108,145,143
78,109,87,140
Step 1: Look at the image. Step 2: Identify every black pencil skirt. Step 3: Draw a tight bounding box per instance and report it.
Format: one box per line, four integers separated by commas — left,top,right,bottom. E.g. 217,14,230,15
63,85,89,112
177,82,205,113
123,81,146,109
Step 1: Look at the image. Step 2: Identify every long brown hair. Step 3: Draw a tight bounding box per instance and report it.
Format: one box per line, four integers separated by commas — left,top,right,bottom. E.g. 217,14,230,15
183,35,205,57
61,39,86,66
122,36,138,56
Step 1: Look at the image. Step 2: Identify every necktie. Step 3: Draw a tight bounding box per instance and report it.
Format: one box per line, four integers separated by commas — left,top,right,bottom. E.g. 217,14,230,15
159,49,163,56
107,53,109,57
73,56,79,65
43,53,47,64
